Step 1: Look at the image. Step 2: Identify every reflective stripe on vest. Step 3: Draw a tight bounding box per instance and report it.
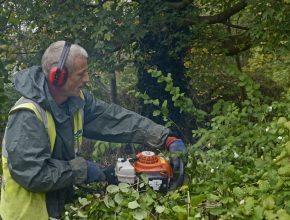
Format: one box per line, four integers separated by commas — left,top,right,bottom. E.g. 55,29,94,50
2,97,56,157
0,94,84,220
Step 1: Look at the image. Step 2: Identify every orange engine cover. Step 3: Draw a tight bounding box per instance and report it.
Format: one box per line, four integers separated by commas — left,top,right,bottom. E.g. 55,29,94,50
133,151,172,178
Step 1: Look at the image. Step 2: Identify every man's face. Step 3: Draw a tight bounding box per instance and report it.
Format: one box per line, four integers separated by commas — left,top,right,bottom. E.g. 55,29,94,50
60,56,89,97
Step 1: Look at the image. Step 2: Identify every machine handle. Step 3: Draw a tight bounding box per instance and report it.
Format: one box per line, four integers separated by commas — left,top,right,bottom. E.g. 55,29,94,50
170,159,185,190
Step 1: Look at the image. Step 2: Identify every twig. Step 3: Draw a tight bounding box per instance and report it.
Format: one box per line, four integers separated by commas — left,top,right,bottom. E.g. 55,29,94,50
222,22,249,30
187,190,191,217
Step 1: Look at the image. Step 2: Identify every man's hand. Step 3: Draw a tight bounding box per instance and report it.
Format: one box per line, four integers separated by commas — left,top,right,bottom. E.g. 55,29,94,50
165,137,187,171
86,161,118,185
85,161,106,184
103,165,118,185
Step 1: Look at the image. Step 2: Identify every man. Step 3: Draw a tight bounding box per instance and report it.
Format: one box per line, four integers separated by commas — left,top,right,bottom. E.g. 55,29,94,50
0,41,186,219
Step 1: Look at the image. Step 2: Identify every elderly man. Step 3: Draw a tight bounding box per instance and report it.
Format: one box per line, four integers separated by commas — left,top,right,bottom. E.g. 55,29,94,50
0,41,186,219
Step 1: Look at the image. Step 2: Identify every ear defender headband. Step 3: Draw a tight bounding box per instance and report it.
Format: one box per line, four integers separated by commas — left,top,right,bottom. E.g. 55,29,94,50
48,42,71,87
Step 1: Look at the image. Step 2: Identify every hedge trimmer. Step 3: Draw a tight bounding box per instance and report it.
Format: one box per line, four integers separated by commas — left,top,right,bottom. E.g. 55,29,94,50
115,150,184,192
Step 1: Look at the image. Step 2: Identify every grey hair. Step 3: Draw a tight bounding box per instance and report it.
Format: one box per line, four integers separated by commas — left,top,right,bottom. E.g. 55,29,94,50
41,40,88,77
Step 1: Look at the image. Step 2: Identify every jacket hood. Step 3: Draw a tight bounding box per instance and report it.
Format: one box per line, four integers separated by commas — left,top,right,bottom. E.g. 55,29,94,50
12,66,47,104
12,66,85,123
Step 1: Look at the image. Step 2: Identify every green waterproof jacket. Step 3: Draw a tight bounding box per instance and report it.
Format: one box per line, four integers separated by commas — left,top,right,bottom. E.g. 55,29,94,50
0,66,170,219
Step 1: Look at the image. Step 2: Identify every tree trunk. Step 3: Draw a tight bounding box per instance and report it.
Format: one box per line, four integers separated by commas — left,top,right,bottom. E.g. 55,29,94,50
110,71,117,104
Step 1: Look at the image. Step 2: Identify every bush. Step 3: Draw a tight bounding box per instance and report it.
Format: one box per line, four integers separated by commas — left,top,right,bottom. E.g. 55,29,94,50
64,71,290,219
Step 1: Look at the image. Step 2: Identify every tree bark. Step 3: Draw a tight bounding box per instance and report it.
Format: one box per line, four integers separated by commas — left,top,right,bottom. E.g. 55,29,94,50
110,71,118,104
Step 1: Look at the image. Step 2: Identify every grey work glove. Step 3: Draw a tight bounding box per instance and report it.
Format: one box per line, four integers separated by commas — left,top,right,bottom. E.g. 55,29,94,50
69,157,87,185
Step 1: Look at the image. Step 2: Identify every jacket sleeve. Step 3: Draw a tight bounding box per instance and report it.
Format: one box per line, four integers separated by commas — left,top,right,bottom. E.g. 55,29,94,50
4,110,87,192
82,90,170,147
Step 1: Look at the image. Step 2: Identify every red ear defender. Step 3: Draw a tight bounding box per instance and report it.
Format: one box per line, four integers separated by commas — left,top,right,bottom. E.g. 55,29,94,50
48,66,68,86
48,42,71,87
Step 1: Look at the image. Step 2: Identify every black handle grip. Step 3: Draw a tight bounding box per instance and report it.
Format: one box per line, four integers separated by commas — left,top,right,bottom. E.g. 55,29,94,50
170,159,185,190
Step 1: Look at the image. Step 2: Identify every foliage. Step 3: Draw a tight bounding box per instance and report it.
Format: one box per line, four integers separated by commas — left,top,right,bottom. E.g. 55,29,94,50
130,68,207,135
91,141,125,164
190,70,290,219
0,78,8,131
1,0,290,132
244,47,290,97
65,182,193,220
0,83,20,132
184,47,245,108
148,69,207,121
63,67,290,219
0,1,290,219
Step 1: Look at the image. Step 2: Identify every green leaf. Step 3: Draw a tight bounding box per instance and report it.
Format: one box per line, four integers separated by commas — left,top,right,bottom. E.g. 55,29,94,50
115,206,122,214
103,1,113,10
114,193,124,205
161,100,168,109
107,185,119,194
285,142,290,155
209,208,227,216
104,32,113,41
170,191,180,200
191,194,206,207
253,206,263,219
262,196,275,210
153,110,161,117
104,195,115,208
277,117,288,125
220,197,234,204
132,191,140,200
139,174,148,183
119,182,130,193
207,194,220,202
128,201,140,209
117,211,130,219
277,209,290,220
264,210,277,220
278,164,290,176
152,99,159,106
141,193,154,206
78,197,90,206
70,206,78,211
133,209,147,220
258,180,270,192
233,187,245,199
244,197,255,215
172,205,187,218
77,210,88,218
155,205,165,213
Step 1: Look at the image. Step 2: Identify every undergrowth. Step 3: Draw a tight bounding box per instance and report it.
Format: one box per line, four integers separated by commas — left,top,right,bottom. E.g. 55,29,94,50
64,69,290,220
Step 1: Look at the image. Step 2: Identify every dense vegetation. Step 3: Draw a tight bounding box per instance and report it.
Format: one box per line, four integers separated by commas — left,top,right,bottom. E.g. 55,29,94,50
0,0,289,219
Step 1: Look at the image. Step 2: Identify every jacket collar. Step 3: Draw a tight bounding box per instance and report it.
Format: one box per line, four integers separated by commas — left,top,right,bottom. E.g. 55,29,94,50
12,66,85,123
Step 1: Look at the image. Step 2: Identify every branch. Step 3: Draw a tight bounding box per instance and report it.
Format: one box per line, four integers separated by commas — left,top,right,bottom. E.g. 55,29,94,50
182,0,248,26
165,0,192,10
222,34,252,56
199,0,248,24
10,51,38,55
222,21,249,30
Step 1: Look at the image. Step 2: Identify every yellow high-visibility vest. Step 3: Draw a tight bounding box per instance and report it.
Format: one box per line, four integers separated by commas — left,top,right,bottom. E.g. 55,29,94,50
0,94,83,220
